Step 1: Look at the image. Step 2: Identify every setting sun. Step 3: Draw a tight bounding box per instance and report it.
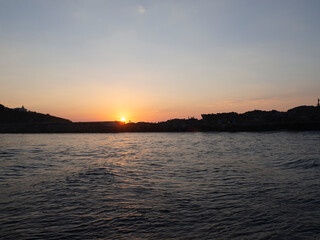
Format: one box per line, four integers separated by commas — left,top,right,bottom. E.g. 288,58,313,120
120,117,126,122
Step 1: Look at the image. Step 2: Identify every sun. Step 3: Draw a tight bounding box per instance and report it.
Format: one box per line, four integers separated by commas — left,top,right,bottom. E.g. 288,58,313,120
120,117,126,122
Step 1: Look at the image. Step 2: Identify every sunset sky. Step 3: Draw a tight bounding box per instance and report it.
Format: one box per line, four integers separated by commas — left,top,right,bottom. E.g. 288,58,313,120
1,0,320,122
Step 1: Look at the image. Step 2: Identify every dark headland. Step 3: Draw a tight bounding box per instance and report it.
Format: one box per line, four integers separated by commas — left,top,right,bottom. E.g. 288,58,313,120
1,103,320,133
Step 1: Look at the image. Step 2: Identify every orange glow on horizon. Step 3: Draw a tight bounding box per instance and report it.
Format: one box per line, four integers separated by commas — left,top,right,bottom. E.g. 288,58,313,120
40,94,316,123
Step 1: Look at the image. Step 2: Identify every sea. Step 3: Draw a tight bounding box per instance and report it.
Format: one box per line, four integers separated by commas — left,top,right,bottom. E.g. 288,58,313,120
0,132,319,239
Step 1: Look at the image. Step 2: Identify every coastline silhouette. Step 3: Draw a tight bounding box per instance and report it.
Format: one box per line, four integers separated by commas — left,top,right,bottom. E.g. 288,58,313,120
0,103,319,133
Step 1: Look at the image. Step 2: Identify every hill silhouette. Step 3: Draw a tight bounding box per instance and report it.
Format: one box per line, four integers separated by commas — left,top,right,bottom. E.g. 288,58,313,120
200,105,320,131
0,104,71,123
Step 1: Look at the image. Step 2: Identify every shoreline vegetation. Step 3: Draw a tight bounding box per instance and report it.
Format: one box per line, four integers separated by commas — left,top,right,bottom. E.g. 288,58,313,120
0,104,320,133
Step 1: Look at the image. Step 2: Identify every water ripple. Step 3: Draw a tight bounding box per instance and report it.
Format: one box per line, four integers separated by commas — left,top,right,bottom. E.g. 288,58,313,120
0,132,319,239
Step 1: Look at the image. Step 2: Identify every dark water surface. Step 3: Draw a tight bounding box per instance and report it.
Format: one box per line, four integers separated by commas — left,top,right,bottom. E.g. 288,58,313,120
0,132,319,239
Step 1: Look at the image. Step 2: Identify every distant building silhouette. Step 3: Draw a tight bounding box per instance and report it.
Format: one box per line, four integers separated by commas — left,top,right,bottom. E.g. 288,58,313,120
317,98,320,107
14,105,27,112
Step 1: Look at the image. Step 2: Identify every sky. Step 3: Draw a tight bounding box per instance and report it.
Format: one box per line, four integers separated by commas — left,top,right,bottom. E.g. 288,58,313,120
1,0,320,122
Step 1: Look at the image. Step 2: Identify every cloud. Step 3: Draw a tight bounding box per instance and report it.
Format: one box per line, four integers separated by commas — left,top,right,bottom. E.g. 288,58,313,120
138,5,146,14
